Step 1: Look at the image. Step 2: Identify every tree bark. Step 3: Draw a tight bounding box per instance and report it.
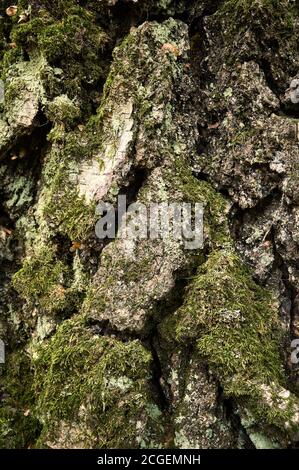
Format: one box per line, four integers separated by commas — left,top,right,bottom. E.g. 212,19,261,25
1,0,299,449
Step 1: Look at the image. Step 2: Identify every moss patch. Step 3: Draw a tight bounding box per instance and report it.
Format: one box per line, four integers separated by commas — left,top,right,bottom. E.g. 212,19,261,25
33,315,164,448
39,138,97,242
0,351,41,448
218,0,296,37
12,244,70,314
159,247,299,440
1,3,110,118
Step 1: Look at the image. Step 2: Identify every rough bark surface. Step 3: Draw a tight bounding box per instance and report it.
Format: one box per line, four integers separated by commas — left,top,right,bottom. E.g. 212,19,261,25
1,0,299,449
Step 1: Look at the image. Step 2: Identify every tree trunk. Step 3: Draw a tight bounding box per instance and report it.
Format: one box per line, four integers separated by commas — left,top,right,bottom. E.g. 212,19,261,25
1,0,299,449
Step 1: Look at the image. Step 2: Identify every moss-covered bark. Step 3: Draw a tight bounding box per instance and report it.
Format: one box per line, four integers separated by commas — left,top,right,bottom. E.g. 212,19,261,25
1,0,299,449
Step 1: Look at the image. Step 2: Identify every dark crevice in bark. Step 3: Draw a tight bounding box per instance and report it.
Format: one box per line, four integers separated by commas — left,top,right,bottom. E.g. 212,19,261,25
0,205,15,307
229,189,282,242
279,106,299,120
188,5,220,88
92,166,149,266
0,108,50,164
148,333,173,444
0,108,52,359
245,57,299,119
154,266,197,320
0,109,50,170
87,318,141,343
52,234,75,268
115,166,149,232
0,205,14,232
148,333,170,412
270,227,298,349
217,390,255,449
268,227,299,396
257,57,282,100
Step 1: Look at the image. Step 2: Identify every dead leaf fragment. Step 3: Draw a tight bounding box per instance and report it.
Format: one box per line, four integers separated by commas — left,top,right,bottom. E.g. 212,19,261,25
6,6,18,17
18,13,29,24
208,122,220,130
263,240,272,249
70,242,82,253
161,43,180,57
0,226,13,236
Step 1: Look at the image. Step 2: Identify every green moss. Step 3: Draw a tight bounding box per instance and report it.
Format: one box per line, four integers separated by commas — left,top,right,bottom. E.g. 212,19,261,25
0,351,41,449
2,5,110,116
218,0,296,39
12,239,91,317
44,189,96,242
41,176,97,242
86,0,187,17
167,160,231,248
4,75,32,106
33,315,164,448
196,250,282,383
47,95,80,128
0,2,18,65
0,46,24,78
39,136,97,242
12,244,70,314
11,6,108,63
159,247,299,438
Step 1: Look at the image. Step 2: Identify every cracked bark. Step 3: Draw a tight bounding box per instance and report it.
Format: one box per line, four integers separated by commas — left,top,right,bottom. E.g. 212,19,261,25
1,0,299,450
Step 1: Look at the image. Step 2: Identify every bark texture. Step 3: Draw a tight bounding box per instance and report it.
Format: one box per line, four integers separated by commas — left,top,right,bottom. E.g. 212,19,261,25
1,0,299,449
